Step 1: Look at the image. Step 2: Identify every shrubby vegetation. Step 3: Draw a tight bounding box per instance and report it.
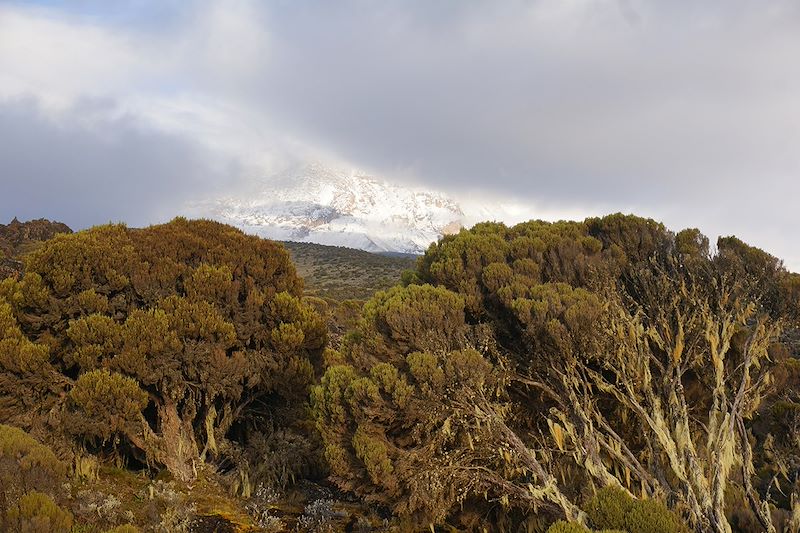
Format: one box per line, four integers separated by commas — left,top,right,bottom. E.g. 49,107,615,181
2,214,799,532
0,424,68,530
314,214,800,532
583,487,688,533
0,218,326,486
6,491,73,533
283,241,416,301
103,526,141,533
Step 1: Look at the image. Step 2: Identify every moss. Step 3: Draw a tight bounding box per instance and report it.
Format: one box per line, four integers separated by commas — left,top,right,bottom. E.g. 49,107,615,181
547,521,627,533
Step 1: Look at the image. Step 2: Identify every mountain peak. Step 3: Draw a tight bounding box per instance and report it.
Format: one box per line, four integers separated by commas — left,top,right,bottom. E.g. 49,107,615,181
190,163,465,254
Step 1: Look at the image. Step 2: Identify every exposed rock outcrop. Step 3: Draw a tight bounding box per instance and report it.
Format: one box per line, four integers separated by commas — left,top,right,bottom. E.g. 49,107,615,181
0,217,72,278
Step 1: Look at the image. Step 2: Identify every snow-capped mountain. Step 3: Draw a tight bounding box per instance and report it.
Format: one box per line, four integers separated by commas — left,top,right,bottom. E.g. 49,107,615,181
188,163,465,254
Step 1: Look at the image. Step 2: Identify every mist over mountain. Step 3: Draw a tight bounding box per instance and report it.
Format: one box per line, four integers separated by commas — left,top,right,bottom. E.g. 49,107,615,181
187,162,467,254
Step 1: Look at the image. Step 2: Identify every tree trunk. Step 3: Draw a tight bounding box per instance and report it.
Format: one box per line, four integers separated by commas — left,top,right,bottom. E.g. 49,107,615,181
157,399,199,482
128,399,200,482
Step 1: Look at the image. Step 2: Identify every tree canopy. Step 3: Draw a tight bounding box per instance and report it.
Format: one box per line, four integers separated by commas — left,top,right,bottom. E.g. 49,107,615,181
3,213,799,532
313,213,800,532
0,218,326,482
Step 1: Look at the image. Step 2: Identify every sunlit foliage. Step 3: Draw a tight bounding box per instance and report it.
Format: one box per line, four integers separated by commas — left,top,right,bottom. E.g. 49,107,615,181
0,218,326,481
315,213,799,532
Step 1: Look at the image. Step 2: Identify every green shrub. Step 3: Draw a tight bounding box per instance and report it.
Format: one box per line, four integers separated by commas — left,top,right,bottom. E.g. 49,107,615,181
310,281,505,527
67,369,148,442
6,491,73,533
2,219,327,482
0,302,57,424
104,525,141,533
545,520,627,533
623,498,688,533
0,424,66,516
584,487,633,530
585,487,688,533
547,521,591,533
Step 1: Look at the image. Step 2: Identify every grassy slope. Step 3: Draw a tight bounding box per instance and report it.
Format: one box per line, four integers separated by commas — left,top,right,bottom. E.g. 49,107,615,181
282,241,417,302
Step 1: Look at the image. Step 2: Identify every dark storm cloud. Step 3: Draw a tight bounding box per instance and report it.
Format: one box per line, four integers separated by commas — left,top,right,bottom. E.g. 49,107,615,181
0,98,236,229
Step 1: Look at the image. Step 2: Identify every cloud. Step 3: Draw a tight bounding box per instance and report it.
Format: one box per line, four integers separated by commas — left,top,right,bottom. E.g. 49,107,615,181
239,1,800,266
0,1,799,268
0,97,237,229
250,1,800,197
0,0,294,228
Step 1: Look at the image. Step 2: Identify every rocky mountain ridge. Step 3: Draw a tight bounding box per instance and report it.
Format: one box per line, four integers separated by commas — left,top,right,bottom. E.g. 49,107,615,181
0,218,73,278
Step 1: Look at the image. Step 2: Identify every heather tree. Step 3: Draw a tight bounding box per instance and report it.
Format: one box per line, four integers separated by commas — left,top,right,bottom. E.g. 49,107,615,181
315,214,795,532
0,218,326,481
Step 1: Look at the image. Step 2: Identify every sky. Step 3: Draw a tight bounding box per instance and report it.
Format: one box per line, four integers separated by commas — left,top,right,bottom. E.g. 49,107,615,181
0,0,799,269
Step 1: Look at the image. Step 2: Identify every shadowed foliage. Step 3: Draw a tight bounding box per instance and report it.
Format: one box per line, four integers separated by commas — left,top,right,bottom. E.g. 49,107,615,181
0,424,67,530
6,491,73,533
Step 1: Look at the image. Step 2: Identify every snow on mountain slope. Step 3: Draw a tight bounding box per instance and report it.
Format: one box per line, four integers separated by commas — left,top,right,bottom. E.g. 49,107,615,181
188,163,465,254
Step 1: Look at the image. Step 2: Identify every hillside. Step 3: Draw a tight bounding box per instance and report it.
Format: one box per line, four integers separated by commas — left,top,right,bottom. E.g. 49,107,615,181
282,240,417,301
